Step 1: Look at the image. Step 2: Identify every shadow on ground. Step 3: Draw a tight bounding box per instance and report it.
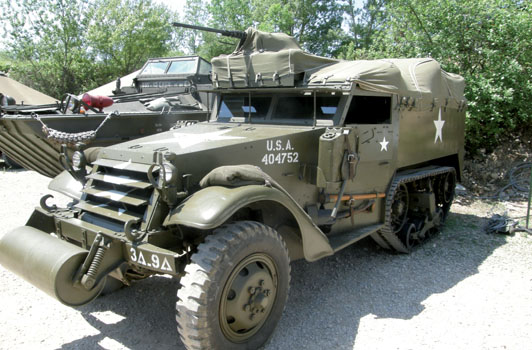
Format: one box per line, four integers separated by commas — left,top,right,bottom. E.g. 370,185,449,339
58,210,504,350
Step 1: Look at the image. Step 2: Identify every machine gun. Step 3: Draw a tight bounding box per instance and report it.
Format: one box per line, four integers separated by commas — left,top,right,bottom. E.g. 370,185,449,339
172,22,248,46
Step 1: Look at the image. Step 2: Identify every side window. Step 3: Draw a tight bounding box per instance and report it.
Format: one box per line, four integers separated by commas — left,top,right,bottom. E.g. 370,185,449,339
198,59,212,75
344,96,391,124
218,95,272,121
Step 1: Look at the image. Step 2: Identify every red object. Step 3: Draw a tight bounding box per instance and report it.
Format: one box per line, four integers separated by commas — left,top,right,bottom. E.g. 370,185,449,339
81,93,113,112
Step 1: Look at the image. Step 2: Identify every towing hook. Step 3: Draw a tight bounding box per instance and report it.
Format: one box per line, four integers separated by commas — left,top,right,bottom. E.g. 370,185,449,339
40,194,58,212
147,163,163,190
124,219,144,242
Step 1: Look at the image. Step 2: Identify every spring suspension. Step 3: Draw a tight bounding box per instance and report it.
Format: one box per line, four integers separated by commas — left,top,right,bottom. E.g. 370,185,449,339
79,234,108,290
86,247,106,279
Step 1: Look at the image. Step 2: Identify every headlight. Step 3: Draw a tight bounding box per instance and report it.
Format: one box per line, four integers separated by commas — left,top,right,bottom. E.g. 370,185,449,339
71,151,85,170
161,163,177,183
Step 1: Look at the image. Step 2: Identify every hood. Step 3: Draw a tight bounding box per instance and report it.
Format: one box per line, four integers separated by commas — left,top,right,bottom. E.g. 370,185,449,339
99,122,320,163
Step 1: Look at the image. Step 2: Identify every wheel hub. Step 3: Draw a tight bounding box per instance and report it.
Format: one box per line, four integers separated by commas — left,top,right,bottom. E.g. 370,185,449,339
244,281,272,320
220,253,278,343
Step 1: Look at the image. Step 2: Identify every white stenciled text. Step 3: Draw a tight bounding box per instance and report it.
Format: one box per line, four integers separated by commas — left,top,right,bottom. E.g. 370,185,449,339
262,139,298,165
129,247,173,272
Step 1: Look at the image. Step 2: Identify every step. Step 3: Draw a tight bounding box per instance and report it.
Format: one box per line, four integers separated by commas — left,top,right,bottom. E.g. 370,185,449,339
329,224,384,253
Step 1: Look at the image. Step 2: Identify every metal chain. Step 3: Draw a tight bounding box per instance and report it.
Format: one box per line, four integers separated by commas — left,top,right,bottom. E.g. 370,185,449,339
30,111,117,146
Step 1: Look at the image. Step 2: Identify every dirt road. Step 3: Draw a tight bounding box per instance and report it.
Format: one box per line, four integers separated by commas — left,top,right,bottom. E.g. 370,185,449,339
1,168,531,350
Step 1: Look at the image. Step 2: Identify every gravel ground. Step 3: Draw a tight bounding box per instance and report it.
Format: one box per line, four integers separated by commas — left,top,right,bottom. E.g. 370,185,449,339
1,167,531,350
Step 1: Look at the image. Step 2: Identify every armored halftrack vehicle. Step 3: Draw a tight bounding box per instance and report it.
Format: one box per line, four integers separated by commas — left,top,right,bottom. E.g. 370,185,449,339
0,55,213,177
0,25,466,350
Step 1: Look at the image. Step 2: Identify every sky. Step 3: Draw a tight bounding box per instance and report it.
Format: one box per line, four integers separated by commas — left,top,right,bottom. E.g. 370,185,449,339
154,0,188,17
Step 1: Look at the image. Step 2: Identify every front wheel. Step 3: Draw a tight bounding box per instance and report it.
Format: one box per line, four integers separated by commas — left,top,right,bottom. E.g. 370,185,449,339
176,221,291,350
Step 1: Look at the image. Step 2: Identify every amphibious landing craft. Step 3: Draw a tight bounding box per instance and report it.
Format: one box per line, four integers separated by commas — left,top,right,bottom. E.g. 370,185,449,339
0,55,213,177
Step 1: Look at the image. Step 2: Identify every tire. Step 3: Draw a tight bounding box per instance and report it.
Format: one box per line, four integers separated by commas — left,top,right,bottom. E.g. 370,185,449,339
176,221,291,350
2,154,22,169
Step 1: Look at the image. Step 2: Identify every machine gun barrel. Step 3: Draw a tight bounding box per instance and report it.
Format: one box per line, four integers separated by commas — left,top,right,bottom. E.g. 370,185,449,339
173,22,247,40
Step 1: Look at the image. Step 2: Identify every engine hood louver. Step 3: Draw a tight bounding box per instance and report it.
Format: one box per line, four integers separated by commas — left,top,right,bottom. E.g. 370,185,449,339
92,158,152,173
78,159,158,232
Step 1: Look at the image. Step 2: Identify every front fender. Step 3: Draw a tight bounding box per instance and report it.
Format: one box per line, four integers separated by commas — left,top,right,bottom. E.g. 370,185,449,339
48,170,83,200
164,185,333,262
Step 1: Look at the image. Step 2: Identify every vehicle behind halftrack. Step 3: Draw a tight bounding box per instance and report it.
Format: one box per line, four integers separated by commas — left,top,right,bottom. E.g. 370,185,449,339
0,24,467,350
0,55,213,177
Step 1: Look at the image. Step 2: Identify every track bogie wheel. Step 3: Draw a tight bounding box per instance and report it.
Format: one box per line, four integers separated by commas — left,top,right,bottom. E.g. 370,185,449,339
399,223,417,250
435,170,456,220
391,183,409,234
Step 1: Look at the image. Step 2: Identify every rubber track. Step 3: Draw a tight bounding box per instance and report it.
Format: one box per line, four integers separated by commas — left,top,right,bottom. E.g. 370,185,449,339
375,166,456,253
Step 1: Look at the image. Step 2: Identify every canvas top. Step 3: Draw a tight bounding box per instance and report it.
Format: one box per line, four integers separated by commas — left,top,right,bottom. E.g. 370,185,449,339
211,28,466,110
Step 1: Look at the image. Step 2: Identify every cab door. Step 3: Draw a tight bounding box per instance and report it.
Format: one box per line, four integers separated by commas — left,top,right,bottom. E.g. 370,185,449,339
343,93,396,194
315,92,396,233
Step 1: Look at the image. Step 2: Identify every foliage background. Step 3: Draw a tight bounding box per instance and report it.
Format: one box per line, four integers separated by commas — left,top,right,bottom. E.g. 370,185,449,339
1,0,530,152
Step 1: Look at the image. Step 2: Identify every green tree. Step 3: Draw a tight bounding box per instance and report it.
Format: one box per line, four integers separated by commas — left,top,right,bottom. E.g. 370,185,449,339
257,0,344,56
178,0,344,60
1,0,93,98
0,51,14,73
342,0,532,152
86,0,175,82
338,0,388,59
1,0,180,97
198,0,254,59
177,0,210,54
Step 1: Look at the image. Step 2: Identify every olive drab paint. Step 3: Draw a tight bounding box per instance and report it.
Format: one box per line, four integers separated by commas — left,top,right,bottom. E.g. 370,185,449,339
0,26,466,350
0,56,214,177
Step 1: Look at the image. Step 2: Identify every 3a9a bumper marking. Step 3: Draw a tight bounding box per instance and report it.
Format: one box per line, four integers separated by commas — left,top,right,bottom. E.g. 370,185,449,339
126,243,179,274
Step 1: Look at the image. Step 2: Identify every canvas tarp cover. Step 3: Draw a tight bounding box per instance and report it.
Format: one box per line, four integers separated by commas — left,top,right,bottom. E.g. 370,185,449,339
211,28,466,110
306,58,466,110
211,28,337,88
0,75,57,105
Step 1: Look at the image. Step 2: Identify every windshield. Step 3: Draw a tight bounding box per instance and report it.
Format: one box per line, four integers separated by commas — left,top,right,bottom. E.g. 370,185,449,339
140,62,169,75
167,59,197,74
139,59,200,76
217,93,340,125
218,95,271,121
273,96,339,120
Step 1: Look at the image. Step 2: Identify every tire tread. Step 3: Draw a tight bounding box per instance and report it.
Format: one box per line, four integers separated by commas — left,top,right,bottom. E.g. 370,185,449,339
176,221,290,350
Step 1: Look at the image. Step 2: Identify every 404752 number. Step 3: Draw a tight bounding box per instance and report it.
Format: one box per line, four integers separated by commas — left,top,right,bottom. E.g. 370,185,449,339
261,152,299,165
129,247,173,272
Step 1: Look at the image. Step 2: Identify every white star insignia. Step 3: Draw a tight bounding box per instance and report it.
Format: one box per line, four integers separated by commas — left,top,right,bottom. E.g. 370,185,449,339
434,107,445,143
141,129,245,148
380,136,389,152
